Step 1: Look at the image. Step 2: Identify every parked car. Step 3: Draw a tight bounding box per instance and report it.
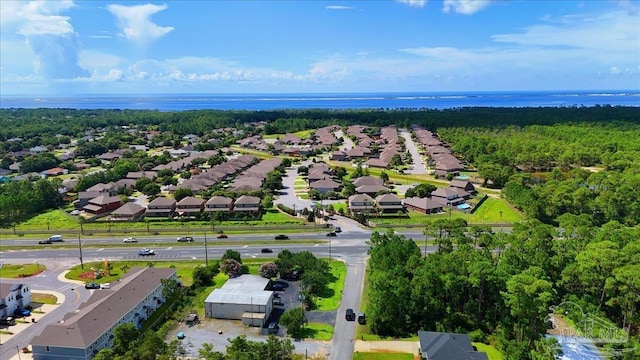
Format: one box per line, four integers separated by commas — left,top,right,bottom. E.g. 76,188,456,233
123,237,137,243
216,233,228,239
261,248,273,253
38,239,52,244
273,298,284,306
327,232,337,237
100,283,111,289
84,282,100,289
267,322,280,334
274,234,289,240
138,248,155,256
358,312,366,325
177,331,185,340
345,308,355,321
0,317,16,326
271,282,286,291
176,236,194,242
14,308,31,317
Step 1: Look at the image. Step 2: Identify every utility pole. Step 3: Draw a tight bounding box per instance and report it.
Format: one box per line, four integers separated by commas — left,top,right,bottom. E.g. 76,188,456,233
78,235,84,269
204,232,209,267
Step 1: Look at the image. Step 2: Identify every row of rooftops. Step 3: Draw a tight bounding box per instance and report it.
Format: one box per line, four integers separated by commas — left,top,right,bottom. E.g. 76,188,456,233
412,125,465,174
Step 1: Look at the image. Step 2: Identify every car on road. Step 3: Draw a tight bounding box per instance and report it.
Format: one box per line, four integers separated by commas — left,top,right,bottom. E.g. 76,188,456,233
123,237,138,243
176,331,185,340
216,233,228,239
84,282,100,289
271,282,286,291
267,322,280,334
138,248,155,256
358,312,366,325
14,308,31,317
177,236,194,242
333,226,342,233
345,308,356,321
261,248,273,253
38,239,52,244
327,231,337,237
274,234,289,240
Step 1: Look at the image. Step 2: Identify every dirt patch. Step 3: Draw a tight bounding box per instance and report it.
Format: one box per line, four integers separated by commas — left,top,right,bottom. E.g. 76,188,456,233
79,271,95,280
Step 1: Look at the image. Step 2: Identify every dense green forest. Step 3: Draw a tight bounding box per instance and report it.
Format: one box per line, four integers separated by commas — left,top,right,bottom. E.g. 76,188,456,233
367,221,640,360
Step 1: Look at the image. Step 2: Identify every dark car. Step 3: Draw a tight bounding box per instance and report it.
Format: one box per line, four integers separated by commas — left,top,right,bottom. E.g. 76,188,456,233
327,232,337,237
267,322,280,334
345,308,356,321
271,282,286,291
358,312,366,324
177,236,194,242
274,234,289,240
334,226,342,233
261,248,273,253
216,233,228,239
38,239,52,244
85,282,100,289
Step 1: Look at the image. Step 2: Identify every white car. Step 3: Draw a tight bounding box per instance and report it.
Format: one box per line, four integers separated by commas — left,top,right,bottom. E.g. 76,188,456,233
123,237,137,243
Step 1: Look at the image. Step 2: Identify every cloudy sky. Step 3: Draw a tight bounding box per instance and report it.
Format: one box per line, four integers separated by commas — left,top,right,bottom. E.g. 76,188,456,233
1,0,638,95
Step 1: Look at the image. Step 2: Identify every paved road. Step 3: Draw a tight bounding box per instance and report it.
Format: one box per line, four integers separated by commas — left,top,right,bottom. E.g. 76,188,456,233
400,128,428,175
334,129,354,151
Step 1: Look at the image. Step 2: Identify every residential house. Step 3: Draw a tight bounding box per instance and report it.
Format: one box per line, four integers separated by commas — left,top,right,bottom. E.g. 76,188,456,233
355,184,388,196
0,283,31,320
145,197,177,218
110,203,146,221
417,331,488,360
307,170,332,184
86,182,116,195
75,191,102,209
126,171,158,181
176,196,205,216
205,196,233,213
347,194,376,215
39,167,67,177
82,195,122,215
331,151,348,161
97,152,121,162
30,267,177,360
352,176,384,187
431,188,470,206
403,197,444,214
233,195,261,214
309,179,341,195
375,193,404,213
449,180,476,194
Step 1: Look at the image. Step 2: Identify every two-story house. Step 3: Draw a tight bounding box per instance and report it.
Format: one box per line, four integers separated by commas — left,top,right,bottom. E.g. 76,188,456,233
0,283,31,321
375,193,405,213
232,195,261,214
82,195,122,215
176,196,205,216
145,197,177,218
204,196,233,213
347,193,376,215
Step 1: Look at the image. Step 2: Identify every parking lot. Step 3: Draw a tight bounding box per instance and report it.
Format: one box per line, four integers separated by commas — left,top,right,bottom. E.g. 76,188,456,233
169,278,331,358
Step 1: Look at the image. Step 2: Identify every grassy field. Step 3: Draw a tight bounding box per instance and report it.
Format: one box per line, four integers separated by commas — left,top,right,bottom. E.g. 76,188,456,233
31,293,58,305
0,263,47,278
15,209,79,230
473,343,503,360
313,260,347,311
301,322,334,341
353,352,414,360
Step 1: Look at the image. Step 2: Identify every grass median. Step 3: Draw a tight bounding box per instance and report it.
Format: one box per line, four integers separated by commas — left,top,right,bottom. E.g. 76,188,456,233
0,263,47,278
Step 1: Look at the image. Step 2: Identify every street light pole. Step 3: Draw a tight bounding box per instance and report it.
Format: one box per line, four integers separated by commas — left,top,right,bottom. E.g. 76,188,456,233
78,235,84,269
204,232,209,267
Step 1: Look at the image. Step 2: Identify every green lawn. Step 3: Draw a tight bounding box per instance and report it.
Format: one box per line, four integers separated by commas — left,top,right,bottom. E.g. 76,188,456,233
31,293,58,305
353,352,414,360
15,209,79,230
301,322,334,340
0,263,47,278
473,343,503,360
313,260,347,311
65,260,202,286
261,209,305,224
293,129,315,139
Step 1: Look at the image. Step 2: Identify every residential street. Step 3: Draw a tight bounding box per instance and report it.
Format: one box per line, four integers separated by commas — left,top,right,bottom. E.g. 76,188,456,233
400,128,428,175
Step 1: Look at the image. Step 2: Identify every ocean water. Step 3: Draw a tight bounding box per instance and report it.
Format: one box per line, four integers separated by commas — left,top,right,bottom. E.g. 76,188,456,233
0,91,638,111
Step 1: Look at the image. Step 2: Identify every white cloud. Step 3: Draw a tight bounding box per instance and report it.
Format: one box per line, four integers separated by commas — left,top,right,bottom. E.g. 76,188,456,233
396,0,427,8
442,0,491,15
107,3,174,45
326,5,355,10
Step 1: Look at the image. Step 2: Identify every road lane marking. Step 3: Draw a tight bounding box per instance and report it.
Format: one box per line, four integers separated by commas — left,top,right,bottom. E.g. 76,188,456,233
167,247,173,250
97,248,104,251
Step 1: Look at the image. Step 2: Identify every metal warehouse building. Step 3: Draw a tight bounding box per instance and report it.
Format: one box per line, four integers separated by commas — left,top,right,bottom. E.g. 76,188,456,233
204,274,274,327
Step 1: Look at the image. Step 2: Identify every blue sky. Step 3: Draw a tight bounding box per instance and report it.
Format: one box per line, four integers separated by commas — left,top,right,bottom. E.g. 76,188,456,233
1,0,638,95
